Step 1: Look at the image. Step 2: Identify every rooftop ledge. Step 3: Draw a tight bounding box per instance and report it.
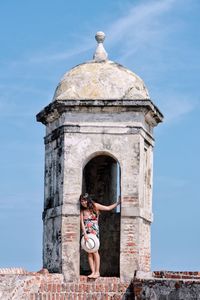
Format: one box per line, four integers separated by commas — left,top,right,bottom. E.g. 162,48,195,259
36,99,164,126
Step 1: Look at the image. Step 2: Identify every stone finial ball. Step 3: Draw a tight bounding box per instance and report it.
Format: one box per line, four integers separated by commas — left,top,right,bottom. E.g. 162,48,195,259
95,31,105,43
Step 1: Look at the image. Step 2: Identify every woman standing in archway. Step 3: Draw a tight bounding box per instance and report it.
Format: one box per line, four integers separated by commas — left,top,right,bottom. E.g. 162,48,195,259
80,193,120,279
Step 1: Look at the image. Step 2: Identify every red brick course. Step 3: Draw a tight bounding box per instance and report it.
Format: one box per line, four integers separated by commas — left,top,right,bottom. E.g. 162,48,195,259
153,271,200,280
1,269,200,299
122,196,138,205
0,270,132,299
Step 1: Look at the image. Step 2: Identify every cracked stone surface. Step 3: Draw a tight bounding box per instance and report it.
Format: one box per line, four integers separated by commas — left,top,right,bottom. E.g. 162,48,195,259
53,60,149,101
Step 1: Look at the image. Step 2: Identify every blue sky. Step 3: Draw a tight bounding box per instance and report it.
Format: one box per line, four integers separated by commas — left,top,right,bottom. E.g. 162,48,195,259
0,0,199,272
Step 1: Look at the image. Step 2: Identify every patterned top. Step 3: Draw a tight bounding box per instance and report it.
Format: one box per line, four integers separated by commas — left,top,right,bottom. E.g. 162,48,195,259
83,210,99,238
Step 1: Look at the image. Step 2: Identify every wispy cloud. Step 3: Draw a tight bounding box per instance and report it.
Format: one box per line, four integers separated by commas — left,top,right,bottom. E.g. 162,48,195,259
1,0,177,68
103,0,198,123
162,97,198,123
1,35,94,70
106,0,176,59
0,0,197,124
108,0,175,37
27,43,93,64
0,83,50,117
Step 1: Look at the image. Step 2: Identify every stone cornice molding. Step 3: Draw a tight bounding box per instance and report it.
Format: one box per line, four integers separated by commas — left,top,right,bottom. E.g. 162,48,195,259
121,207,153,223
43,205,153,223
43,124,155,145
36,99,163,126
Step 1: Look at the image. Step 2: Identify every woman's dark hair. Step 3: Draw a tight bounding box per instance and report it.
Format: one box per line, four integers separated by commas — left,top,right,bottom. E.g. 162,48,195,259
79,193,95,211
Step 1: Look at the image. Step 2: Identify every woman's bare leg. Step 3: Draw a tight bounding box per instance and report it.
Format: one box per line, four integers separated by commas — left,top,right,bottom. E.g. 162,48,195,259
88,253,95,277
93,251,100,278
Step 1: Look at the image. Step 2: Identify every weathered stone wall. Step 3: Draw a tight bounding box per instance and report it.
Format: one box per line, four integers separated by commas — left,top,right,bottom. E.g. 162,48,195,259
44,133,64,209
61,126,152,280
62,215,80,282
133,271,200,300
43,132,64,273
120,216,151,280
39,102,157,281
43,215,62,273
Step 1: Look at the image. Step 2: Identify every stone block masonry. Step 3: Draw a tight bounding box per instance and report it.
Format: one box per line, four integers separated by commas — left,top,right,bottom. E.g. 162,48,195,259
133,271,200,300
35,31,163,282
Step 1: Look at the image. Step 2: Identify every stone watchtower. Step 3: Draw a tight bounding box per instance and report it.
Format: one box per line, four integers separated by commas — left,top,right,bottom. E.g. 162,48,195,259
37,32,163,282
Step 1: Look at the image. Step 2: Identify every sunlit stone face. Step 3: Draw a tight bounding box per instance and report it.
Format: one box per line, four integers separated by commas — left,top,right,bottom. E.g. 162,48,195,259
37,31,163,282
52,60,149,101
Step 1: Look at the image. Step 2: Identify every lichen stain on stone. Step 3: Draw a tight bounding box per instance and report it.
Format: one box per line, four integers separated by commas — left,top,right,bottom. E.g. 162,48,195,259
53,61,149,101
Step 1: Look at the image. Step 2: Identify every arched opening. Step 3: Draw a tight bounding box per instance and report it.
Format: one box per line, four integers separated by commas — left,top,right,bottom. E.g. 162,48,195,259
80,154,121,277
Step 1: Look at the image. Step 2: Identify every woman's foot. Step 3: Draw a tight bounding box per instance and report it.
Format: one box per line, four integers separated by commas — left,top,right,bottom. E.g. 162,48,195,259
92,273,100,279
88,273,95,278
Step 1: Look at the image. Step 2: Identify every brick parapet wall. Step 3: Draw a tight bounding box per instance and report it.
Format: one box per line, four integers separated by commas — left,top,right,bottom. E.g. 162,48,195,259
1,269,200,299
153,270,200,280
0,270,133,299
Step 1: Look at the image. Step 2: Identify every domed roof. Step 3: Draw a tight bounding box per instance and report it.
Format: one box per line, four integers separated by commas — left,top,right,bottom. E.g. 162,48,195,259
52,32,149,101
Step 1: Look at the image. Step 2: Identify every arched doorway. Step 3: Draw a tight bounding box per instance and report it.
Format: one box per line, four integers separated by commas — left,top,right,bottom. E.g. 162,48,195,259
80,154,121,277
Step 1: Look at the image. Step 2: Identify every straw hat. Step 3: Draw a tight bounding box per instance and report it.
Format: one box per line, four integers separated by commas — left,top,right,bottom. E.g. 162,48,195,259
81,234,100,253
